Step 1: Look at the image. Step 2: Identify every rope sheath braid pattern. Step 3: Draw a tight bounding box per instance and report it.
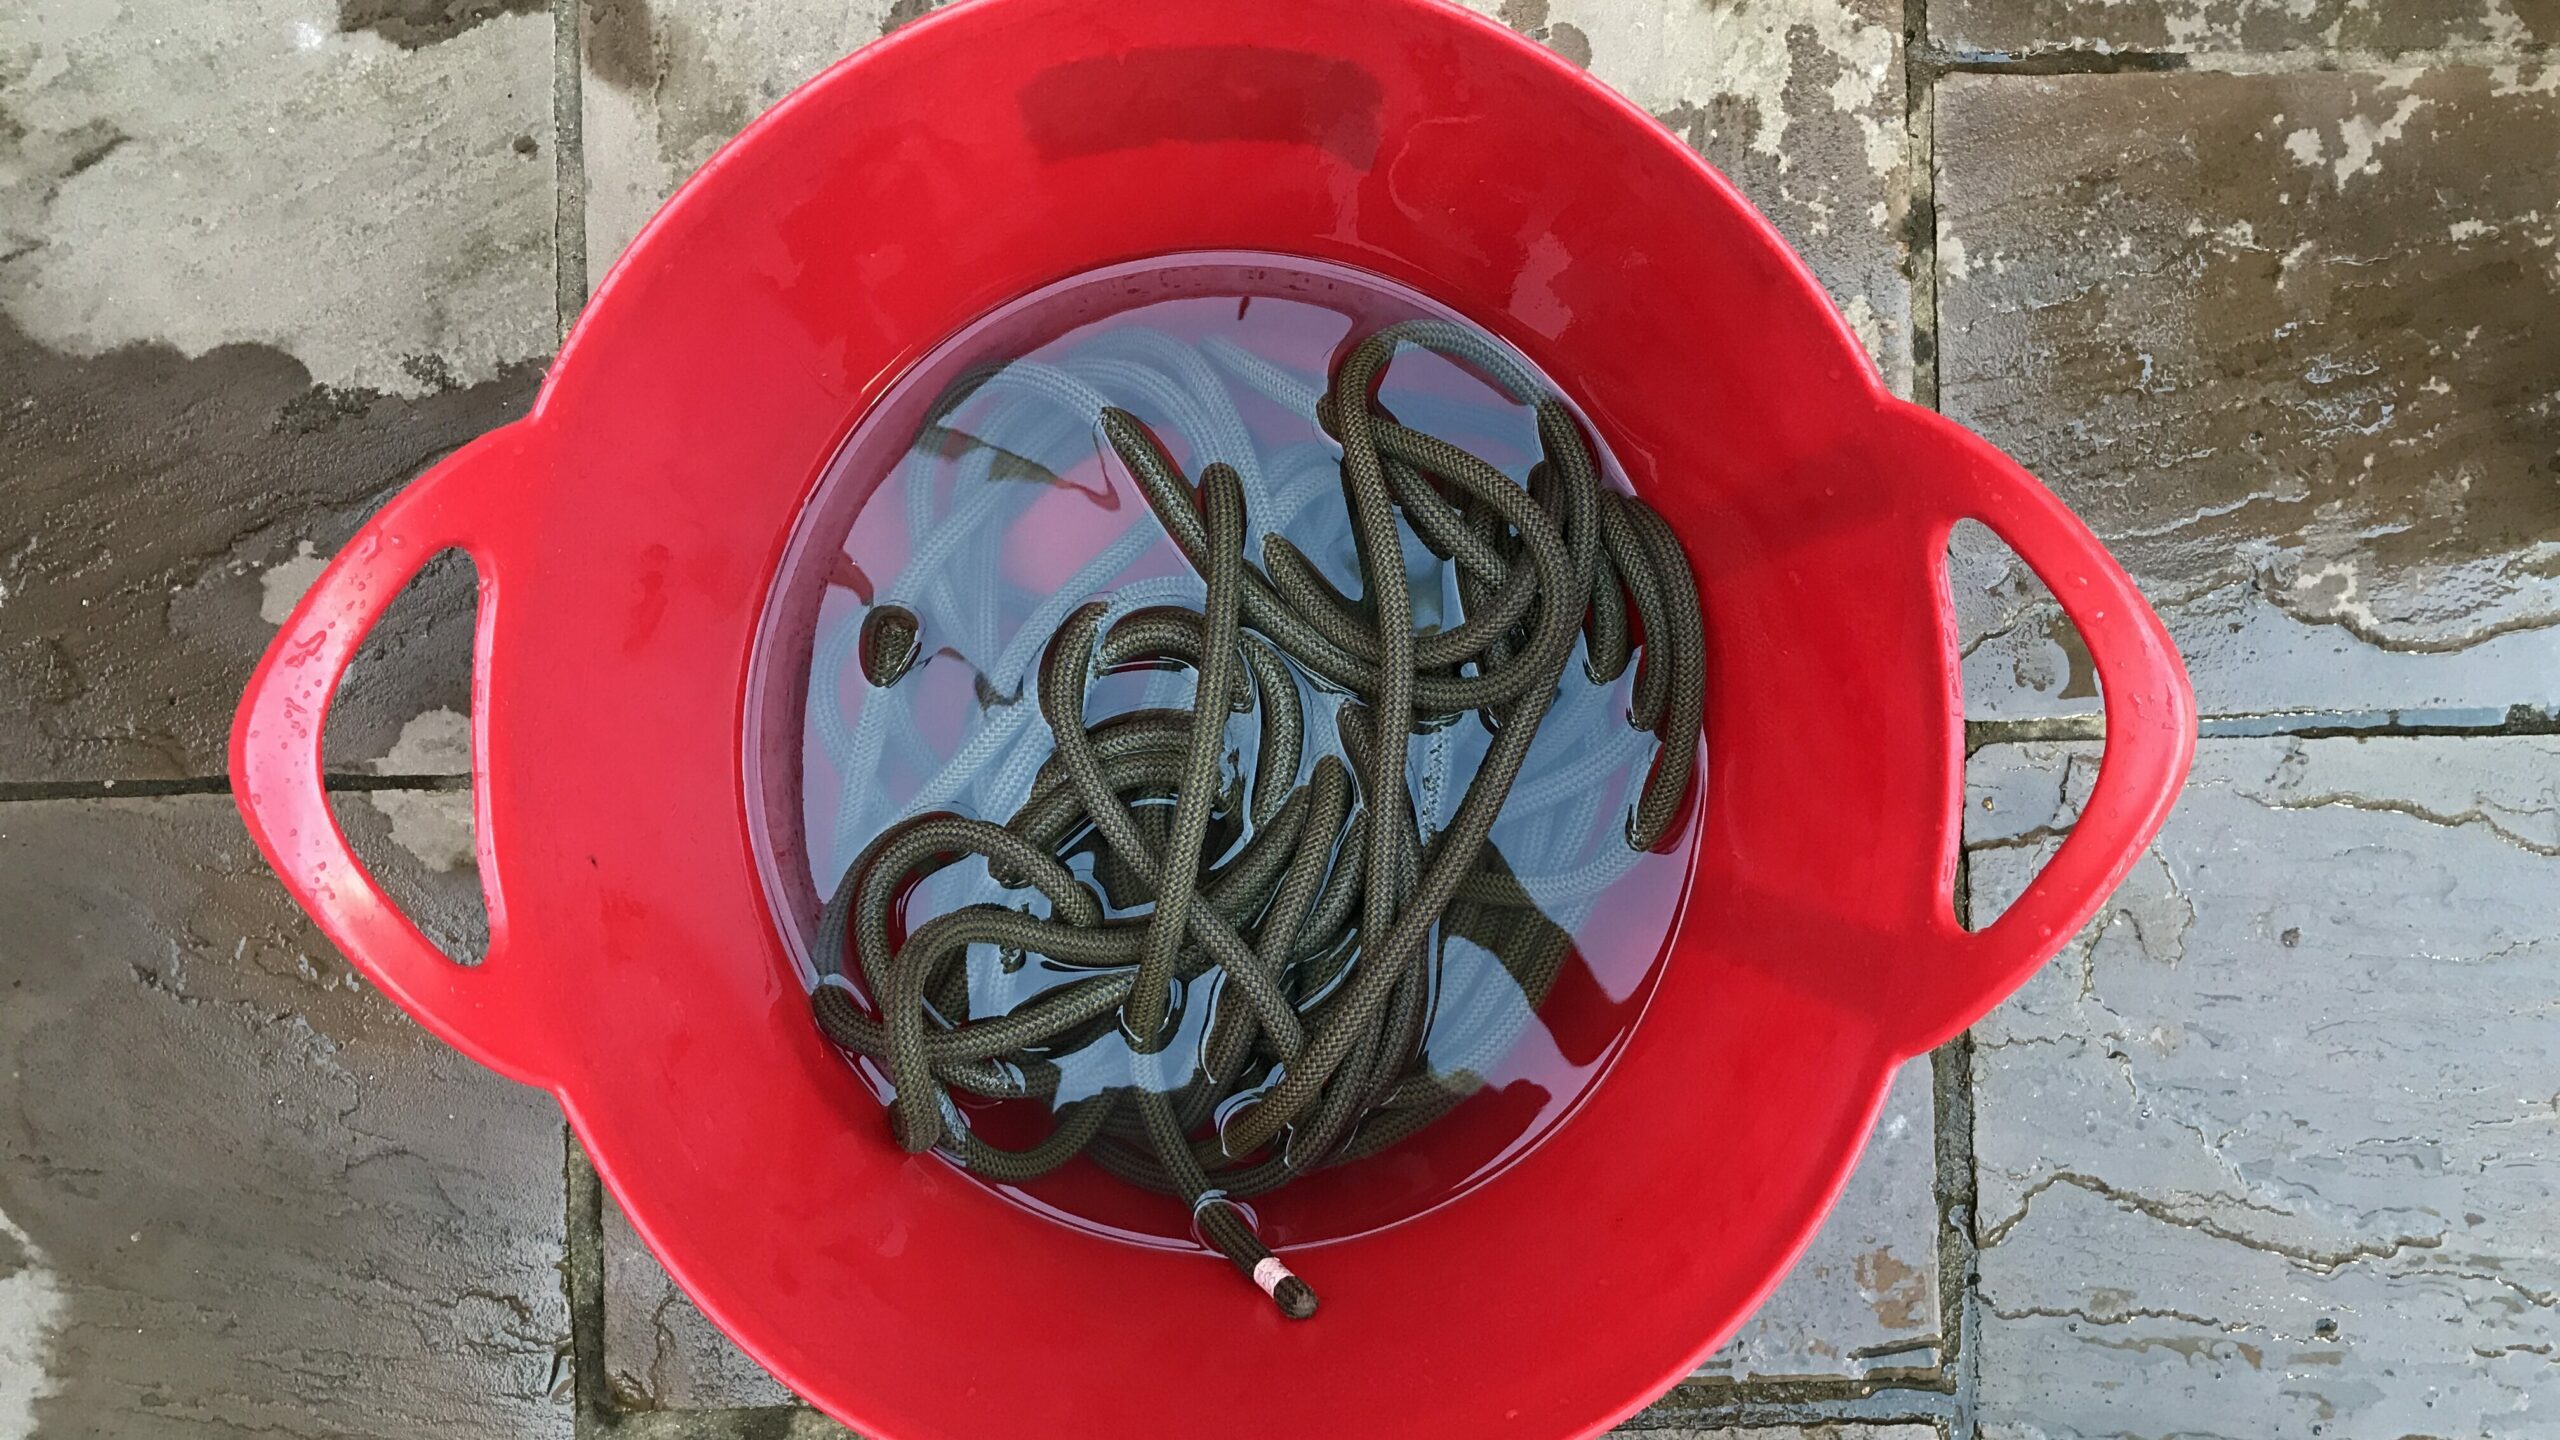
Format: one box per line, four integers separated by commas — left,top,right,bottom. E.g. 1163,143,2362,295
808,319,1708,1318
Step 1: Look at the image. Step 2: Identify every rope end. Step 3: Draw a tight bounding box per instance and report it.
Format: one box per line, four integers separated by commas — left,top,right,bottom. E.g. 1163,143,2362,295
1252,1257,1320,1320
1276,1277,1319,1321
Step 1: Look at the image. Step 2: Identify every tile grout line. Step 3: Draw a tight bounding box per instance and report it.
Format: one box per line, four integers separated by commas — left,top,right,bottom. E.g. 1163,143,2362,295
6,695,2542,807
551,2,619,1434
0,773,470,803
566,1132,617,1436
606,1406,851,1438
1916,37,2549,79
1930,1022,1984,1434
555,0,589,346
1928,46,2187,75
1906,2,1984,1431
1905,0,1943,416
1618,1400,1960,1433
1967,703,2560,755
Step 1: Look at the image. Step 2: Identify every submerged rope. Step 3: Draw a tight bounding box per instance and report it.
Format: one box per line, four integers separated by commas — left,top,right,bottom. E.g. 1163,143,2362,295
810,321,1708,1318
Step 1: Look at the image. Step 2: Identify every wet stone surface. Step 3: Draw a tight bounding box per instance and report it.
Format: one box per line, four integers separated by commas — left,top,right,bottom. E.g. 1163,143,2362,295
0,797,568,1438
1936,66,2560,720
0,320,533,782
1965,738,2560,1436
14,0,2558,1430
0,0,554,781
1934,0,2560,58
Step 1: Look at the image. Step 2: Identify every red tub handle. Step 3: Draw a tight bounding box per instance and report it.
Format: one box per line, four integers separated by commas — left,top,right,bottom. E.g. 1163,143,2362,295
230,422,557,1089
1889,403,2195,1059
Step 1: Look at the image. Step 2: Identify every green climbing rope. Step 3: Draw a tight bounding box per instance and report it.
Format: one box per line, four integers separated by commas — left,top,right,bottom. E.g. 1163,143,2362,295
810,321,1708,1319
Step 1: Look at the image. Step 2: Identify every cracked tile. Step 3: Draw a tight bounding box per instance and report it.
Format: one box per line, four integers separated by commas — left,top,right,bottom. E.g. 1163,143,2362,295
0,0,554,781
0,797,569,1438
1934,0,2559,58
1965,737,2560,1436
1936,66,2560,720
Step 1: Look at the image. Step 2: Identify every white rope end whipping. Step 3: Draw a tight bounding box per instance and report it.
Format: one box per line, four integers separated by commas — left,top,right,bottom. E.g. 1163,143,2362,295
1250,1256,1294,1299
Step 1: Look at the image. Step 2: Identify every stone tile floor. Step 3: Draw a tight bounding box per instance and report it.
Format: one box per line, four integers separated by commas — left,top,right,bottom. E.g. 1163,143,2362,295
0,0,2550,1436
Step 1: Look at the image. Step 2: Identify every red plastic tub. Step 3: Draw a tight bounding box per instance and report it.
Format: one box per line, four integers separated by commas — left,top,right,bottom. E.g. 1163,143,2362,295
232,1,2196,1435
